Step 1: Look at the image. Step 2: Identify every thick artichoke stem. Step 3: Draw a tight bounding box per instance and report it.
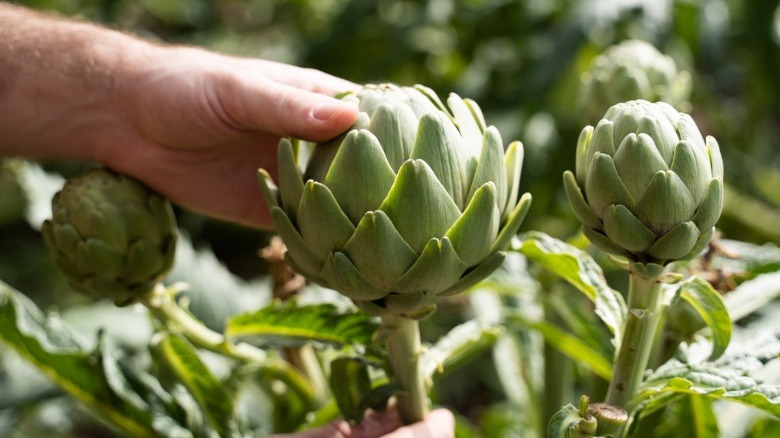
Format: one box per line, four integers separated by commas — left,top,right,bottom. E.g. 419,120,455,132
605,272,664,409
383,313,428,424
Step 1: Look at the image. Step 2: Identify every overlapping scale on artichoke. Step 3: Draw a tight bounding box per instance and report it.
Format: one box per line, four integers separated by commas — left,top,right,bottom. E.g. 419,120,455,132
259,84,531,318
42,169,177,305
580,39,691,119
563,100,724,269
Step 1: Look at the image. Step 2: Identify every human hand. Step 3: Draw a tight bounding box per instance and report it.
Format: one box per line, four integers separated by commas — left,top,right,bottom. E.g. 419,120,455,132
0,4,359,229
271,408,454,438
102,46,359,229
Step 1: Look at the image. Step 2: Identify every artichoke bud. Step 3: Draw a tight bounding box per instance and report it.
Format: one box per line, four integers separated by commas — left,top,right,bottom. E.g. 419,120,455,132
42,168,177,305
259,83,532,318
564,100,723,268
580,39,691,120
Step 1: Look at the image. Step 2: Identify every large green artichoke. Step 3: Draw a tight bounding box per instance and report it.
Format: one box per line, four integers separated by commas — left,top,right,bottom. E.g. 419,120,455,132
259,84,531,318
42,169,177,305
563,100,723,269
580,39,691,120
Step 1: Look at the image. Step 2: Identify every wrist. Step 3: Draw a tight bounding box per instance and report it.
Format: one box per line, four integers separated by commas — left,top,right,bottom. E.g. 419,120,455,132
0,6,157,163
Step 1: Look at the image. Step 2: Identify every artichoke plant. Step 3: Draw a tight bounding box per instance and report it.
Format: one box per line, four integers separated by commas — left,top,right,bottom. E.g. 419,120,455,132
580,39,691,120
563,99,723,269
258,83,531,319
42,168,177,305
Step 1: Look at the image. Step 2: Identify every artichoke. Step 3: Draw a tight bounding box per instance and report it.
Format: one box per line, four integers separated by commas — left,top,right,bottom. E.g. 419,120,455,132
259,84,531,318
42,168,177,305
563,100,723,269
580,39,691,120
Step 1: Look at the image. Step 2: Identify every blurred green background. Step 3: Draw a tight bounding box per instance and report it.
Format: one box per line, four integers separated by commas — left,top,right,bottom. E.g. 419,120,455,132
2,0,780,435
4,0,780,286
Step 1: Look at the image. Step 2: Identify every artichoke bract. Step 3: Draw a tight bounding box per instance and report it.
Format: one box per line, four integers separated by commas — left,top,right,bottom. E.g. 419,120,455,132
259,84,531,318
580,40,691,119
42,169,177,306
563,100,724,270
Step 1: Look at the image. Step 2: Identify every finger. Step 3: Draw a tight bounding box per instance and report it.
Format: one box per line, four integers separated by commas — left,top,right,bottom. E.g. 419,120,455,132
249,59,361,95
225,75,359,142
380,409,455,438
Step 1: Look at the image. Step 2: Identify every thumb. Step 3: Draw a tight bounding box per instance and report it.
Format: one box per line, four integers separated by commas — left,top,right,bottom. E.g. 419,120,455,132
239,78,359,142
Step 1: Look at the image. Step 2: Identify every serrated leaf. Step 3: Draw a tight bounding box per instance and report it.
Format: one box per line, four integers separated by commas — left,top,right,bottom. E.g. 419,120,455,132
648,394,719,438
512,231,627,348
329,357,373,422
226,302,378,349
421,319,502,379
676,277,732,360
0,281,172,437
508,314,612,380
157,333,237,437
637,360,780,417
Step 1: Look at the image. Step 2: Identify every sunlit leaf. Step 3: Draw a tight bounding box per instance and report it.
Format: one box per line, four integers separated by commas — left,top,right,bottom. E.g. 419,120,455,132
0,280,188,437
512,231,627,348
421,319,502,380
226,301,378,350
636,360,780,416
508,314,612,380
156,333,237,437
675,277,732,360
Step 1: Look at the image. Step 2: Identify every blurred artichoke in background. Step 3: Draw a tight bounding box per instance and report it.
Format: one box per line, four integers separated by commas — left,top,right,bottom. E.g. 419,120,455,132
563,100,723,268
580,39,691,120
42,169,177,305
259,84,531,318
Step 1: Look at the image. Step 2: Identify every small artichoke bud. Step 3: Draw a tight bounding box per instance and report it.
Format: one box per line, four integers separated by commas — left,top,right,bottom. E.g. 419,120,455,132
259,84,532,318
563,100,724,270
42,169,177,306
580,40,691,120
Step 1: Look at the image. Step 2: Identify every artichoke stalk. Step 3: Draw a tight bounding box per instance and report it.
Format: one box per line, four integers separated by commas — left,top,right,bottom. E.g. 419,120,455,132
42,168,177,306
563,100,724,411
580,39,691,119
259,83,531,423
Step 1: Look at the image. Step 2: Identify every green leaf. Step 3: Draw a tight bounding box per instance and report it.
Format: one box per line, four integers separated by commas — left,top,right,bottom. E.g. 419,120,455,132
637,360,780,417
648,394,719,438
156,333,237,437
512,231,627,348
226,302,378,349
676,277,732,360
328,357,373,422
508,314,612,380
421,319,502,380
0,281,176,437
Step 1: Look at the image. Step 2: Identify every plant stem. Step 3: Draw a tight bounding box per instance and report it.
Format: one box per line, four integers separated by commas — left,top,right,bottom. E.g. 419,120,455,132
142,284,316,403
382,313,428,424
605,271,665,409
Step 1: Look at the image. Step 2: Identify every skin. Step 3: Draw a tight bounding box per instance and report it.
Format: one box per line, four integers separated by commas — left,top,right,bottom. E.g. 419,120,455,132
0,4,455,438
0,2,358,229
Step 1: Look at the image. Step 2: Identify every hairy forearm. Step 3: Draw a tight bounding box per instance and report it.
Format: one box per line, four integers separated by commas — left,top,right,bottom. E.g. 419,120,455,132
0,3,155,160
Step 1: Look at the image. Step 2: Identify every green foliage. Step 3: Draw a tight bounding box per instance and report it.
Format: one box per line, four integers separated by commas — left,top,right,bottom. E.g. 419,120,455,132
4,0,780,436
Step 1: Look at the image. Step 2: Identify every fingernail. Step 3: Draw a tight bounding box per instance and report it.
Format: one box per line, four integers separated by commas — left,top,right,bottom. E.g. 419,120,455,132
312,101,357,122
